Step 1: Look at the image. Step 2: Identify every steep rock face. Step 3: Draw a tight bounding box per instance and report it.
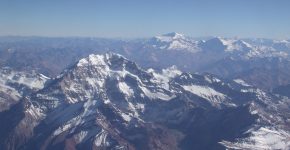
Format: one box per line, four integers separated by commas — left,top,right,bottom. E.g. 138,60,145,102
0,53,290,150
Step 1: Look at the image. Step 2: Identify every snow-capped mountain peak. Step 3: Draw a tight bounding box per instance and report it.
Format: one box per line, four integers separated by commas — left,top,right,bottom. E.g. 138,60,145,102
148,32,200,52
77,52,126,67
201,37,252,52
159,32,185,39
224,39,252,52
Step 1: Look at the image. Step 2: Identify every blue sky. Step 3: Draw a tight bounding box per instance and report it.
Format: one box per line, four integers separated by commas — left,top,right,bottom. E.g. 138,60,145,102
1,0,290,38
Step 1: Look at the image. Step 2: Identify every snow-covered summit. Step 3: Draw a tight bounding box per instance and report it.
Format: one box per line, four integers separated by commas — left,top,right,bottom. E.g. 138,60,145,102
148,32,200,52
156,32,185,41
77,52,126,67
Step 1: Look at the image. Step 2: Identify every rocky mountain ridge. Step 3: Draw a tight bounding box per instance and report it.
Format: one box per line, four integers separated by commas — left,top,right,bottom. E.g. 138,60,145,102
0,53,289,150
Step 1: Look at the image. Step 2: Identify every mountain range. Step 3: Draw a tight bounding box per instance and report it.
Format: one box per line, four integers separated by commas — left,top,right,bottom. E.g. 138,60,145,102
1,33,290,149
1,33,290,91
0,53,290,149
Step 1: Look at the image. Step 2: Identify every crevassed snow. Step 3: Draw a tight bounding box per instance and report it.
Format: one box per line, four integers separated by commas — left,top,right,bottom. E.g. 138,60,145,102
183,85,227,104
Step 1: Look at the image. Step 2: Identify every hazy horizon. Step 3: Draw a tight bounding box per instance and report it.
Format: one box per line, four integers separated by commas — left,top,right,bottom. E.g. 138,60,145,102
0,33,289,40
1,0,290,39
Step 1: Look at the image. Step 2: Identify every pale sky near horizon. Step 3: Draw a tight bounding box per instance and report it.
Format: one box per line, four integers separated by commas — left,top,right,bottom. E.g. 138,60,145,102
0,0,290,39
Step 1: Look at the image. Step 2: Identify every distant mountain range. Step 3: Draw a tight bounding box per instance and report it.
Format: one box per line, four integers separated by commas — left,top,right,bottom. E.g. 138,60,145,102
1,53,290,150
1,33,290,91
145,32,289,57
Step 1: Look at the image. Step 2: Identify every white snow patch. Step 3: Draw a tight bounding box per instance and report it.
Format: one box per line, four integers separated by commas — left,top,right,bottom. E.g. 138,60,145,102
234,79,251,87
53,115,83,136
78,54,107,67
183,85,227,104
220,127,290,150
121,113,132,122
25,104,45,119
204,76,221,83
83,99,98,117
94,129,109,147
149,66,181,91
118,82,134,98
251,110,258,115
162,66,182,78
0,69,48,90
140,86,174,101
136,103,145,112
